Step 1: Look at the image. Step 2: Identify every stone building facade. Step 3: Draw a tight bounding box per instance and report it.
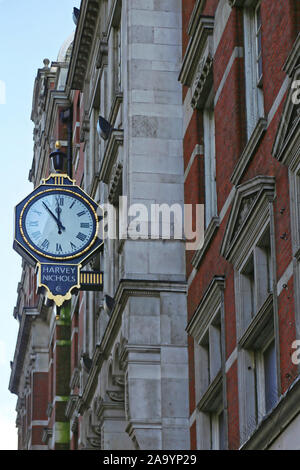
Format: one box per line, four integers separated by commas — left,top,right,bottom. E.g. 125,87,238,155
181,0,300,450
9,0,300,452
9,0,189,450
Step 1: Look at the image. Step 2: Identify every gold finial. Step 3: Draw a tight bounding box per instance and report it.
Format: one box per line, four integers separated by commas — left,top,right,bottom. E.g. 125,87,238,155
55,140,61,149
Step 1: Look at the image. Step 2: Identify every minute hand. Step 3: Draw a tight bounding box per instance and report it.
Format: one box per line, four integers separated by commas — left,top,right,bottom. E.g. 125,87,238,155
42,202,65,231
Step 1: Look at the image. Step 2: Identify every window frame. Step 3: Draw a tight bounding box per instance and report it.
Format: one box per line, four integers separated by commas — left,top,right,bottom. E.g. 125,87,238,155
243,0,264,139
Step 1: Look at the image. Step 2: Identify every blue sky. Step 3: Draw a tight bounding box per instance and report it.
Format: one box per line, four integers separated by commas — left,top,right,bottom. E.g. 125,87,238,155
0,0,80,449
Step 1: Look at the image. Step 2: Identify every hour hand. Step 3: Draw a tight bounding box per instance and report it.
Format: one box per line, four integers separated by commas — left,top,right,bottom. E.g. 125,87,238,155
55,200,64,234
42,202,65,232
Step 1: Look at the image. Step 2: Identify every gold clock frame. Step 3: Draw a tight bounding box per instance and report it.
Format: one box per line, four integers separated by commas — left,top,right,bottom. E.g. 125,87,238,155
19,188,99,261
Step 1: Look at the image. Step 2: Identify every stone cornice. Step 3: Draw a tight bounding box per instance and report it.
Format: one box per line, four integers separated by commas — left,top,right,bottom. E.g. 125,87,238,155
220,176,276,265
67,0,100,91
9,308,39,395
231,117,268,185
197,370,222,412
188,0,206,36
238,293,273,348
186,276,225,343
179,16,214,87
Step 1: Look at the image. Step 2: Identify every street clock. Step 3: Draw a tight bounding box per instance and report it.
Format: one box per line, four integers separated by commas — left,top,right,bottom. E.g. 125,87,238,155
14,167,104,307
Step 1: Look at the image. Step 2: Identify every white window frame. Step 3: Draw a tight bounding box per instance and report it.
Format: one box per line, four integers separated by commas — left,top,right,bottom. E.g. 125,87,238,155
211,406,225,450
187,277,227,450
203,90,217,228
243,0,264,139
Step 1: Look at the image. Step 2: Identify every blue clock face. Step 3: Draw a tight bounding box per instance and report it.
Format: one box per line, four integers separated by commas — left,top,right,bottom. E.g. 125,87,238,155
20,189,98,260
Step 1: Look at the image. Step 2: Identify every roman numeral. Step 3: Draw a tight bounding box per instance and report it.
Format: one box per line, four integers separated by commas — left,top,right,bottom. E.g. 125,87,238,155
29,221,39,227
41,239,49,250
32,231,41,239
69,201,76,209
77,210,87,217
58,197,64,206
76,232,87,242
80,223,90,228
56,244,63,252
33,210,42,216
70,242,77,251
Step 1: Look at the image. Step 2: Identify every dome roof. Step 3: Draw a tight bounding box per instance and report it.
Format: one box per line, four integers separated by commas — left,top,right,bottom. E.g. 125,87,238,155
57,32,74,63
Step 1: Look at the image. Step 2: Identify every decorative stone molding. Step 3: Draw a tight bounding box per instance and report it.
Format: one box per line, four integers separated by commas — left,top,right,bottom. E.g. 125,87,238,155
220,176,275,265
108,162,123,204
238,293,273,349
231,117,268,185
96,37,108,70
70,367,80,391
191,216,220,270
42,427,53,445
179,16,214,87
106,390,124,402
188,1,206,37
191,53,213,109
80,112,90,143
272,61,300,171
186,276,225,343
86,435,101,448
79,281,187,412
71,415,79,433
68,0,100,91
197,371,223,412
283,33,300,78
65,395,78,419
99,130,124,184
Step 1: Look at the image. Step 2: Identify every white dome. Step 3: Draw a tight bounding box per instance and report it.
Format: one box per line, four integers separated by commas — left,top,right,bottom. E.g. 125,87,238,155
57,32,75,62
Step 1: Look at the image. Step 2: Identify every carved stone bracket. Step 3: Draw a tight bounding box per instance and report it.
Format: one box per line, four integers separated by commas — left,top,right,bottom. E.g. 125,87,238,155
106,390,125,402
108,162,123,204
191,53,213,109
96,37,108,70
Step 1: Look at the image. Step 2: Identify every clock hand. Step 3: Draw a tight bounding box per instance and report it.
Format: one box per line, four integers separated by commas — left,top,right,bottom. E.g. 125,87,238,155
55,199,64,235
42,201,65,232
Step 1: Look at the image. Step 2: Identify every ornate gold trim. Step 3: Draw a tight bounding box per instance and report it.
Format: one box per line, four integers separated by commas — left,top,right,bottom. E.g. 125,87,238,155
37,262,82,307
19,188,99,261
42,173,76,185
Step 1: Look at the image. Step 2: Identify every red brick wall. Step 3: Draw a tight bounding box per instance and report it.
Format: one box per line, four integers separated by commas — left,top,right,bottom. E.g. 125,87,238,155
183,0,299,450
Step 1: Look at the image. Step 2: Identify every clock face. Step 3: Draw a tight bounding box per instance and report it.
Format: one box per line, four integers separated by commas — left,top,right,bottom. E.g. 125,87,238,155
20,189,98,260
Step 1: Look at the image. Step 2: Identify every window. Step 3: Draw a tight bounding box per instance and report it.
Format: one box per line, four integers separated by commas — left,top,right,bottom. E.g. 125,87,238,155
220,176,278,445
243,0,264,138
187,277,227,450
254,2,262,86
211,408,226,450
238,228,278,441
203,90,217,228
240,227,273,330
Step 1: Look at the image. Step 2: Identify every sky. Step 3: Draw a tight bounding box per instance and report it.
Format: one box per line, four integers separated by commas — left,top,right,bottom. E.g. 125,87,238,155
0,0,80,450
